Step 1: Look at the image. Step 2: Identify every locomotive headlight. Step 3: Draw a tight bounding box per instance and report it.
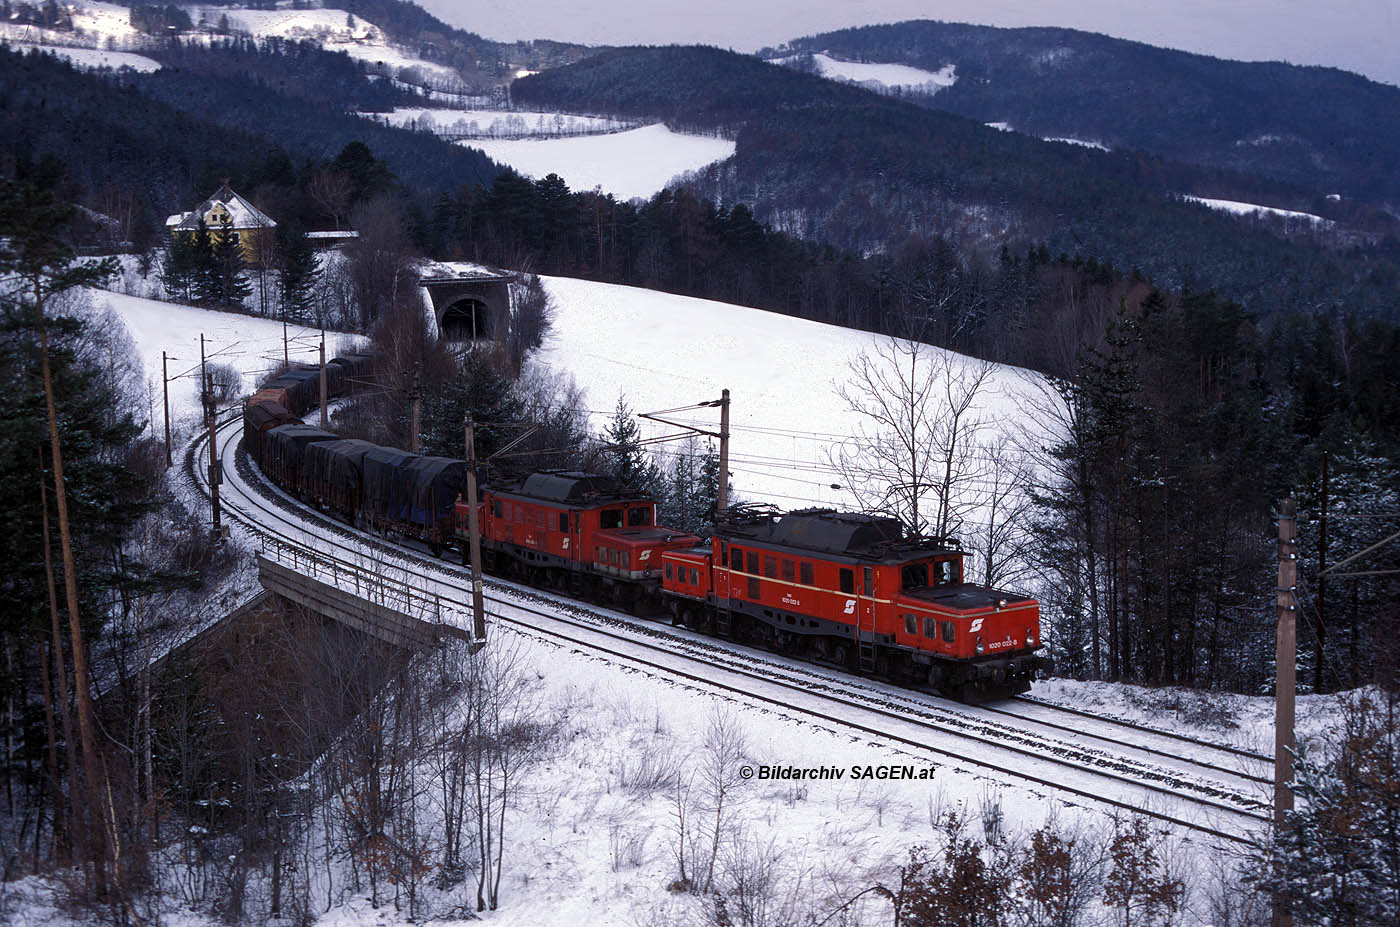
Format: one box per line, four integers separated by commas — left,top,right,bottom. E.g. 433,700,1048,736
975,637,985,655
1025,629,1036,647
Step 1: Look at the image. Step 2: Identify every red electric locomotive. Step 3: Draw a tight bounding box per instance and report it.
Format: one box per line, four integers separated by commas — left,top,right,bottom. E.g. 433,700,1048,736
661,507,1046,700
459,471,701,613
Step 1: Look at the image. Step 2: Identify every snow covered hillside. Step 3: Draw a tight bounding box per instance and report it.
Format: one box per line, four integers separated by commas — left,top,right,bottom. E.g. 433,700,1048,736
465,124,737,201
529,274,1043,516
0,0,459,84
775,51,957,93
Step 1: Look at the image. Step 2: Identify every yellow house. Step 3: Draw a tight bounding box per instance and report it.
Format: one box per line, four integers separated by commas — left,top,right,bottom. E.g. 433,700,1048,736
166,183,276,265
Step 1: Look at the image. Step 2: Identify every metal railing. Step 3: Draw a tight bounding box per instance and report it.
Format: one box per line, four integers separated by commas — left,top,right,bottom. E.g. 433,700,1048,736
258,535,464,628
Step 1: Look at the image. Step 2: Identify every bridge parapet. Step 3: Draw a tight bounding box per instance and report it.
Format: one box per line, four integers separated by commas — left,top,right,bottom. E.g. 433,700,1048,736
257,539,475,650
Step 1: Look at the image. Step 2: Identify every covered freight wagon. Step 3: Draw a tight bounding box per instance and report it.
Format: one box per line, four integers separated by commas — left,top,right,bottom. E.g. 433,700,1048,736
394,456,468,546
263,424,337,488
303,439,377,519
243,399,298,467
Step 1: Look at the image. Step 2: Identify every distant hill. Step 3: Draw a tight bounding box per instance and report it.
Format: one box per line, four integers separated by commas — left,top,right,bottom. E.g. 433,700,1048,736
0,45,502,232
766,20,1400,210
513,45,1400,321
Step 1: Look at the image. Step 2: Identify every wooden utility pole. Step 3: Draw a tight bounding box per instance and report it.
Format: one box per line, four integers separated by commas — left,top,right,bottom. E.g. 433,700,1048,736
282,315,289,367
1275,498,1298,823
1273,498,1298,927
465,418,486,643
38,315,109,895
717,388,730,516
162,350,172,468
409,366,422,454
202,334,221,534
1315,453,1328,694
318,333,328,428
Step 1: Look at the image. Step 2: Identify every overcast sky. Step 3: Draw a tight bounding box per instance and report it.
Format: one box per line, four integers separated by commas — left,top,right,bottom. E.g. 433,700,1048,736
417,0,1399,87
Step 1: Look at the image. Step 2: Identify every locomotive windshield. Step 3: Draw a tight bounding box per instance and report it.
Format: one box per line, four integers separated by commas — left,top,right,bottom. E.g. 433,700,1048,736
601,509,623,529
934,558,961,585
901,562,930,589
628,506,653,527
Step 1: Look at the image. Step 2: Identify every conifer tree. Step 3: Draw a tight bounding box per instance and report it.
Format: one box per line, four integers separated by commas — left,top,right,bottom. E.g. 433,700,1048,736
208,223,252,308
602,395,662,494
278,223,320,322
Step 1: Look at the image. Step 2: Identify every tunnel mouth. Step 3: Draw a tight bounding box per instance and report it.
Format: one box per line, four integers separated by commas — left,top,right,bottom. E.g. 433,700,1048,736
440,299,490,342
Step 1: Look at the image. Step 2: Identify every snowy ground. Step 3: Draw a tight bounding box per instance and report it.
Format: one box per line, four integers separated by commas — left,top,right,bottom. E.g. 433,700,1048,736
774,52,957,93
464,125,737,201
11,43,162,71
1183,194,1329,224
530,274,1048,516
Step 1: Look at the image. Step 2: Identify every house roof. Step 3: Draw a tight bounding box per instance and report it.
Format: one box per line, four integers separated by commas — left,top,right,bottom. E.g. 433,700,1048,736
169,184,276,232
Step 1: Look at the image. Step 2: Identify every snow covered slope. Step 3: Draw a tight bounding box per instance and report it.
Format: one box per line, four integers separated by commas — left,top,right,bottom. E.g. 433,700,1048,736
530,274,1043,514
466,125,736,200
775,51,957,92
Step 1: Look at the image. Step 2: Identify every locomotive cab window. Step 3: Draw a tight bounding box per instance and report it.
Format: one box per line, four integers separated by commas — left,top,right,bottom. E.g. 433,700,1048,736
924,618,937,639
904,614,916,635
628,507,652,527
601,509,623,529
941,620,955,643
559,513,569,533
863,567,874,596
934,559,960,586
839,569,854,594
730,547,743,572
665,563,673,580
902,563,929,589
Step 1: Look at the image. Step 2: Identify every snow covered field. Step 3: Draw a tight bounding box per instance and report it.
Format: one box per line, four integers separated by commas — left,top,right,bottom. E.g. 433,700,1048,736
773,52,957,92
465,125,737,201
18,44,162,72
530,274,1044,515
1184,194,1330,224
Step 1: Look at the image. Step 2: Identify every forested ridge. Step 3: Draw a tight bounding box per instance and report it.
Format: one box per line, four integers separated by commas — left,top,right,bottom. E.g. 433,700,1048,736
512,45,1400,324
771,20,1400,208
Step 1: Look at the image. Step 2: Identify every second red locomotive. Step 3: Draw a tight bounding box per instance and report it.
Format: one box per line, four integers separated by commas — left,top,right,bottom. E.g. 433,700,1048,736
661,507,1045,700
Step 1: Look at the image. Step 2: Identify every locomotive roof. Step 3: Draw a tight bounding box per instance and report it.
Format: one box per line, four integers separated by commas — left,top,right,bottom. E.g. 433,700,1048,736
500,471,648,505
722,509,955,560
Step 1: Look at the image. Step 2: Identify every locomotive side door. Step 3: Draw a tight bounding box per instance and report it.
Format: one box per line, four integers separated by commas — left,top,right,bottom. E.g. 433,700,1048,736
859,566,876,633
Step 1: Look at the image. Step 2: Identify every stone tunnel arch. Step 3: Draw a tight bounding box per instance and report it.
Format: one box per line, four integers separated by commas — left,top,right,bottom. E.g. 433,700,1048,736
420,272,515,345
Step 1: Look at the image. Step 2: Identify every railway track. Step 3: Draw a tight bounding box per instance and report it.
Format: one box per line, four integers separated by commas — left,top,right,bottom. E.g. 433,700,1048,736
189,414,1272,847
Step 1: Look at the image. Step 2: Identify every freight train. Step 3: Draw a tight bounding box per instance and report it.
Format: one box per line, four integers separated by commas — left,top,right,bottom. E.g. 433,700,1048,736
242,356,1048,700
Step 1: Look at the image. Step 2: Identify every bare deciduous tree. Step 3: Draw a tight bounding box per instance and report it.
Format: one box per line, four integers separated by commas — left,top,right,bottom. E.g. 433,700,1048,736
832,336,993,540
